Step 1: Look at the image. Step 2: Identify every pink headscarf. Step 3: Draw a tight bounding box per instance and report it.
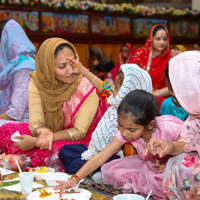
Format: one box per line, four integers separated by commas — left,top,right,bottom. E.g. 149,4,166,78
169,50,200,156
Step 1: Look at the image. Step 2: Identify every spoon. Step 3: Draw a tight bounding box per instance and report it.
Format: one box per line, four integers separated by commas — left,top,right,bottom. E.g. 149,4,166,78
15,159,23,176
145,190,152,200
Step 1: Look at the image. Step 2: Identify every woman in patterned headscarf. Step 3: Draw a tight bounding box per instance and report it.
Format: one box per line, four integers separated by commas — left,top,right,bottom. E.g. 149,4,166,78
0,19,36,126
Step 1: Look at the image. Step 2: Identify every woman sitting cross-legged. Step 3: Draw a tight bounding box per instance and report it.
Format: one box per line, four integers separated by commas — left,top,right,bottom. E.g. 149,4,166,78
0,38,107,169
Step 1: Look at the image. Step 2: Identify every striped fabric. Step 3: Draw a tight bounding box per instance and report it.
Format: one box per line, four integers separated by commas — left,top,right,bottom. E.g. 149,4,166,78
81,64,152,160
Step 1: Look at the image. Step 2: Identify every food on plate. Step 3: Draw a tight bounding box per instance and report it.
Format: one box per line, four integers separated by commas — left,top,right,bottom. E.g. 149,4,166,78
39,189,52,198
29,167,50,173
55,189,79,194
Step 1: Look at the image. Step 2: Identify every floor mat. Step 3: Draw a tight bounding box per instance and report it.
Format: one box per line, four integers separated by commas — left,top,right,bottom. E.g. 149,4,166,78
80,176,155,200
80,176,122,198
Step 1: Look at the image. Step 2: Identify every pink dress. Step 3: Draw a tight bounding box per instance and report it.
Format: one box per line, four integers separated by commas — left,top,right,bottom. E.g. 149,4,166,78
0,77,107,167
101,115,183,198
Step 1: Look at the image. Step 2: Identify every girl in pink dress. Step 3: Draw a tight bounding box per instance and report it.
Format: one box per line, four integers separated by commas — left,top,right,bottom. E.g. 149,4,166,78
54,90,183,199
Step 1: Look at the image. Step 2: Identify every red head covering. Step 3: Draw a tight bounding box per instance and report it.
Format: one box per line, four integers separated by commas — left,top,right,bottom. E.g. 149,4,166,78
110,43,135,80
130,24,171,90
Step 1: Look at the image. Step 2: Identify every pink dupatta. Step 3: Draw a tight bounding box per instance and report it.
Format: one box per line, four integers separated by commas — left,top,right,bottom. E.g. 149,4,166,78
169,50,200,156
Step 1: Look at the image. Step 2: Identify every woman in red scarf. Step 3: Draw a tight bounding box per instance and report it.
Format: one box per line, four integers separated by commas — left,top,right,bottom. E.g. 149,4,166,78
130,24,171,110
110,43,135,81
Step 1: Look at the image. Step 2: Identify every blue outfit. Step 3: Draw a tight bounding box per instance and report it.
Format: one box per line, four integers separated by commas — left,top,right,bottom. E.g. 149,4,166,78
160,97,189,121
0,19,36,115
59,144,119,173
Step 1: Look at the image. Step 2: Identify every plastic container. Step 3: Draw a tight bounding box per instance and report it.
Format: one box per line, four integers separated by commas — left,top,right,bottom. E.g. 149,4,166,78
113,194,145,200
42,172,68,186
29,167,55,180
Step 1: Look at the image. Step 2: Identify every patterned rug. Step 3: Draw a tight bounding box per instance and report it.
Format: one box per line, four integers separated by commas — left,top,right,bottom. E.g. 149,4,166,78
80,176,155,200
80,176,122,199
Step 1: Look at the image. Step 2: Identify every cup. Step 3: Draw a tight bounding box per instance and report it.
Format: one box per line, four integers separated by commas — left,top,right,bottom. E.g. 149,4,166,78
18,172,34,194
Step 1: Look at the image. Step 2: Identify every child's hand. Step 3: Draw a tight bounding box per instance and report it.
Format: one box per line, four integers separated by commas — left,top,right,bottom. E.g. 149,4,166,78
152,159,166,174
67,54,84,74
53,177,79,198
144,138,174,158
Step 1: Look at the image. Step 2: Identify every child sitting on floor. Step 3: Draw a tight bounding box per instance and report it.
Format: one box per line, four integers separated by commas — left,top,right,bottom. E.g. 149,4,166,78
59,56,152,180
54,90,183,199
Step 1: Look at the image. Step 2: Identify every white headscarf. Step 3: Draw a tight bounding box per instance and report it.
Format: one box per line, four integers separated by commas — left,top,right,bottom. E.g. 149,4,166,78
81,64,152,160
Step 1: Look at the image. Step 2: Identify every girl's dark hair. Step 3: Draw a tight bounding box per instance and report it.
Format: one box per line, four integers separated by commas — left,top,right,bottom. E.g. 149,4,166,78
164,64,173,92
116,70,124,86
117,90,158,127
153,25,167,37
0,19,9,40
54,43,76,58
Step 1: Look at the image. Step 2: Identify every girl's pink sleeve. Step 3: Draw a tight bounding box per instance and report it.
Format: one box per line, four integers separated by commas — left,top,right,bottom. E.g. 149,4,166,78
157,116,183,142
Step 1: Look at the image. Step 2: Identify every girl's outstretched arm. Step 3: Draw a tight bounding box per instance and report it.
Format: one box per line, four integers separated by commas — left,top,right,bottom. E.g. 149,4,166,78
54,136,123,197
68,54,103,89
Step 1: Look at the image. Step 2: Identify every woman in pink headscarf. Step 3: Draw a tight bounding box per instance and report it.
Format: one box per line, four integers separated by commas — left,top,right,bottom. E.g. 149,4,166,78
110,43,135,81
146,51,200,200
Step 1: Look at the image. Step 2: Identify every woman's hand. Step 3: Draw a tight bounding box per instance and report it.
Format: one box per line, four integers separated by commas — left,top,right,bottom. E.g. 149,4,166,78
53,177,79,198
144,138,174,158
13,135,37,151
67,54,85,75
36,128,54,151
152,159,166,174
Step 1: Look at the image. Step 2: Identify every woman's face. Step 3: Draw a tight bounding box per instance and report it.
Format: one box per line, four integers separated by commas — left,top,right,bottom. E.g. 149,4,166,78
54,47,77,84
111,74,123,98
152,29,168,52
121,45,128,59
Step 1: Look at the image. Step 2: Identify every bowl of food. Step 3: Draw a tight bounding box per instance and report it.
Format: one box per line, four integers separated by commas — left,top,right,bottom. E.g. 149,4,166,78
28,167,55,181
113,194,145,200
27,187,92,200
42,172,68,186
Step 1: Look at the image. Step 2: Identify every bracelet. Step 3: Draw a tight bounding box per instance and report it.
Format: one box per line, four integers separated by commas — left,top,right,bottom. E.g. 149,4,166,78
178,139,187,143
91,75,97,85
45,127,55,141
71,174,80,183
83,68,89,77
